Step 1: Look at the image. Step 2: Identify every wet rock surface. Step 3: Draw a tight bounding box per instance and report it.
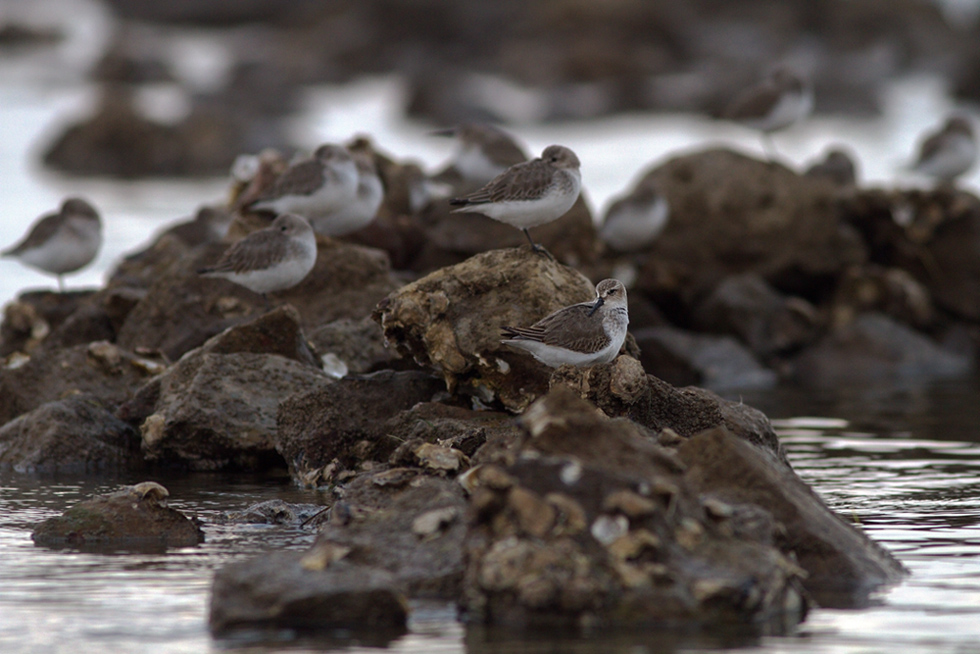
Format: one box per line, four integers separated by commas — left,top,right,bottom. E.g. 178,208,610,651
32,482,203,550
209,550,408,636
461,387,810,629
0,394,141,474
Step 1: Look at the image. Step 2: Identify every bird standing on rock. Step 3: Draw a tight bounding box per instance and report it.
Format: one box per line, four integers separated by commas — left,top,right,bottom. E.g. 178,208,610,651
2,197,103,292
725,67,813,161
449,144,582,257
502,279,629,367
198,213,317,300
907,116,977,185
246,144,358,220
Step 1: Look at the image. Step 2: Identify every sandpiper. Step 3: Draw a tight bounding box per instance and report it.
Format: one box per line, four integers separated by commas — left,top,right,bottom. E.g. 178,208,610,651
246,144,358,219
908,116,977,184
198,213,317,297
725,67,813,160
449,144,582,255
804,147,858,186
433,123,529,185
501,279,629,367
2,197,103,292
310,152,384,236
599,184,669,253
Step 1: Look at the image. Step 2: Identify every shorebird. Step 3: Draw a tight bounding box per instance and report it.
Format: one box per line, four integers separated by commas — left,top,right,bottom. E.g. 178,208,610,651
804,148,858,186
449,144,582,256
2,197,103,292
501,279,629,367
245,144,358,220
310,153,384,236
433,123,529,185
725,67,813,160
599,184,670,253
907,116,977,184
198,213,317,298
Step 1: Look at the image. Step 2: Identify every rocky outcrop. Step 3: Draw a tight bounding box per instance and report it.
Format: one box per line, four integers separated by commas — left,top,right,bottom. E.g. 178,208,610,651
118,308,328,470
32,482,203,550
460,387,811,629
0,394,141,474
0,341,159,427
374,247,599,412
275,370,445,486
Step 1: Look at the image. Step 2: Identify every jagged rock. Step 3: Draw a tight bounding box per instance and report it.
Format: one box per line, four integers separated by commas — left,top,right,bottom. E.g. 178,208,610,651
550,356,787,465
0,290,96,357
842,188,980,322
308,316,402,375
632,149,866,306
831,265,935,330
374,247,597,412
0,394,141,473
677,427,907,606
461,387,809,629
632,326,779,391
116,236,399,361
32,482,203,550
209,551,408,637
119,310,328,470
276,370,445,486
692,273,820,359
0,341,158,427
790,312,972,388
312,474,468,598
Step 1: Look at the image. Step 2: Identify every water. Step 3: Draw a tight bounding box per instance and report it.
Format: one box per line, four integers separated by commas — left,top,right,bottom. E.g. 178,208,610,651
2,2,980,652
3,382,980,653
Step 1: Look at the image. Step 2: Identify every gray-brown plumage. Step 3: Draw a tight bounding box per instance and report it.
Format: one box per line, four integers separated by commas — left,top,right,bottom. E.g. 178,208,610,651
501,279,629,367
198,213,317,296
725,67,812,159
449,145,582,254
433,123,529,185
247,145,358,218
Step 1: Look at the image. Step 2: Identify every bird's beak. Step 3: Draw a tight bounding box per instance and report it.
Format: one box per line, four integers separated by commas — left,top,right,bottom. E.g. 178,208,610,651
587,296,604,317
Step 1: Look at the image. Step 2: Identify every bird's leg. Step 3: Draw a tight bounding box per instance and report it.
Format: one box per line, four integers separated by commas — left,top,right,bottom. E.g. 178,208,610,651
57,275,65,293
523,228,554,260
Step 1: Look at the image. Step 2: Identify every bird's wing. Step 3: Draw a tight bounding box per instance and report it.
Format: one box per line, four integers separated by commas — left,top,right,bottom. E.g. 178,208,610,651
258,159,325,199
202,230,288,274
2,212,63,255
454,158,552,205
503,303,611,354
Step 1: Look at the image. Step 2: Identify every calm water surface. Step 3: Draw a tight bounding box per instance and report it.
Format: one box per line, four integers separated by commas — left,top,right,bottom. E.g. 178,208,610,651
2,382,980,654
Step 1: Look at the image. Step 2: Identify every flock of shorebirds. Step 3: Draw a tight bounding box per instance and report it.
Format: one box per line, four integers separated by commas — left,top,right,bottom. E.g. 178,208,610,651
3,67,977,368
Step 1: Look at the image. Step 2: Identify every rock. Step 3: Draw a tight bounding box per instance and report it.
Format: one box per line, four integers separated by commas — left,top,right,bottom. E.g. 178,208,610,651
632,149,866,306
842,187,980,321
0,342,157,427
383,402,521,466
791,312,972,388
0,394,141,473
632,326,779,391
0,290,96,357
118,309,328,470
127,351,327,470
308,316,402,375
374,247,597,412
550,356,787,465
677,427,907,606
831,264,935,330
209,551,408,637
217,499,324,526
692,273,820,360
116,236,399,361
313,474,468,597
461,387,809,629
275,370,445,486
31,482,203,550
